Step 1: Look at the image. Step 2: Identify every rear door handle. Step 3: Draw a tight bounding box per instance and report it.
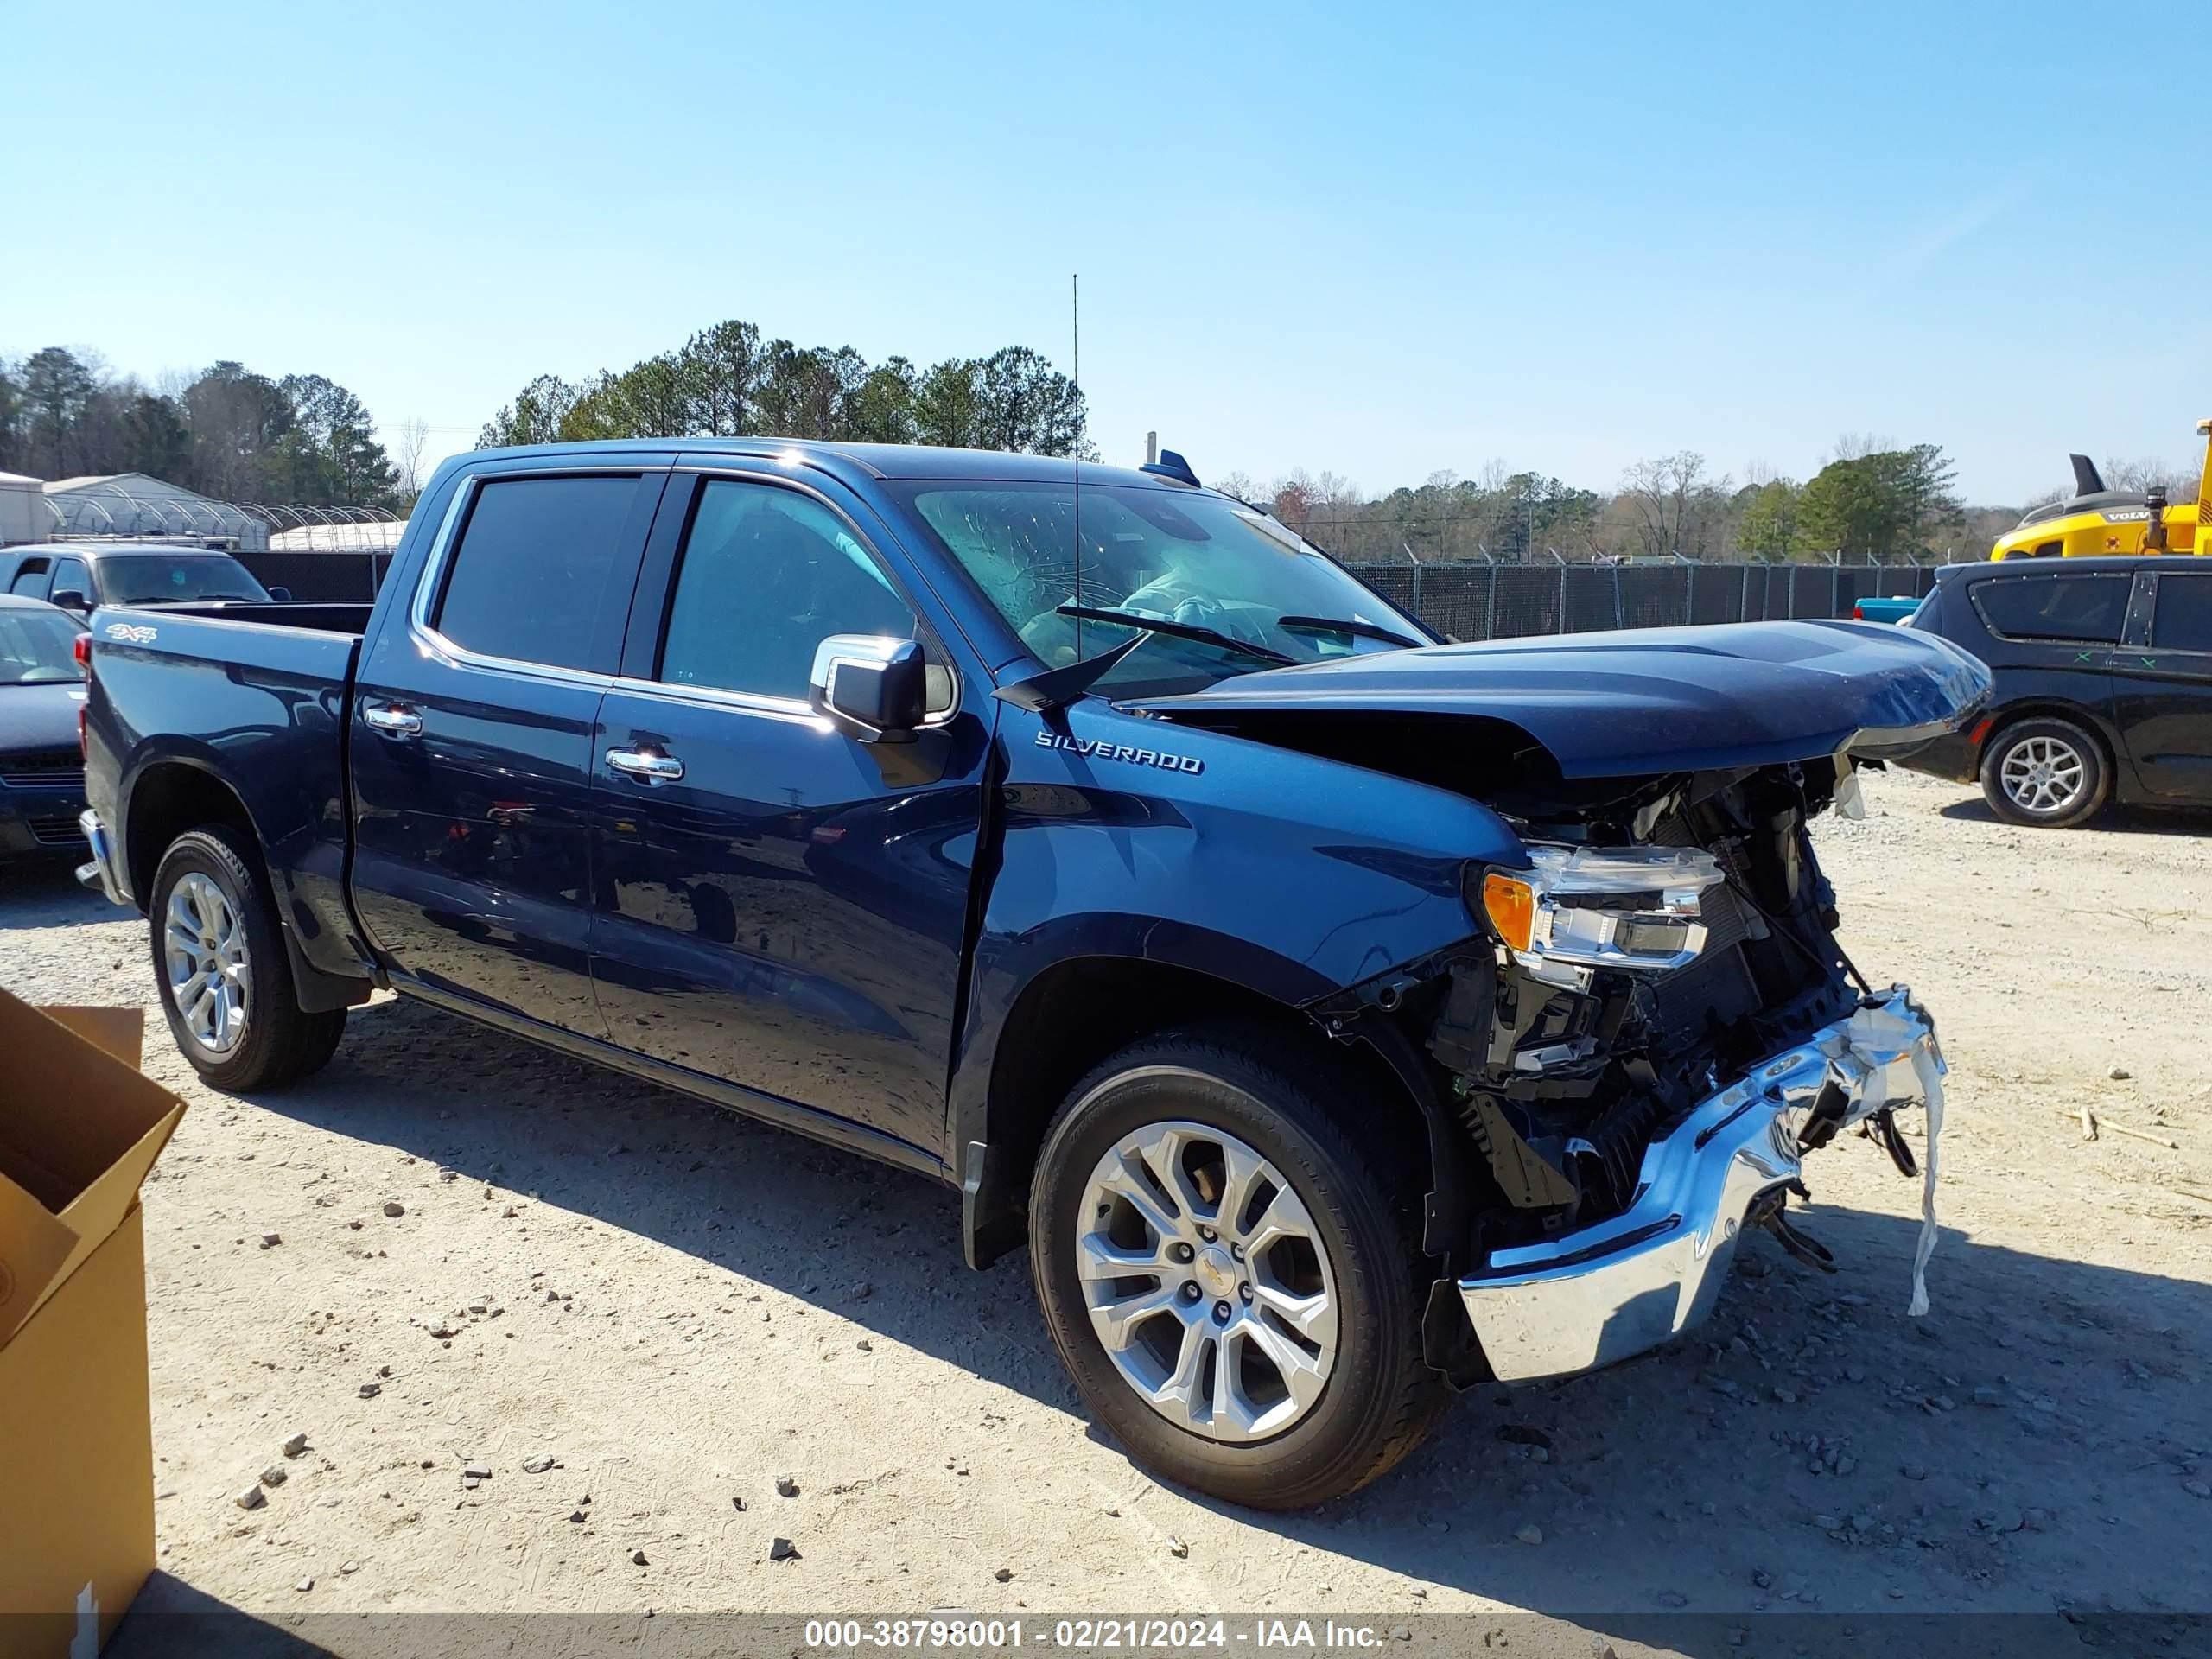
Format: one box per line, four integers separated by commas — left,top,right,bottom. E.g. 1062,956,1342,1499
607,747,683,783
363,701,422,737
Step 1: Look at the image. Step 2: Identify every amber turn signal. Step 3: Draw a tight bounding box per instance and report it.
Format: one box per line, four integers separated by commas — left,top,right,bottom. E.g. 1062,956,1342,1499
1481,870,1537,953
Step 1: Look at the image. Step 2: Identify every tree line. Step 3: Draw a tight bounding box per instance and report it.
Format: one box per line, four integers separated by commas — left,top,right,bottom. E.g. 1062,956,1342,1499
16,324,2196,565
1215,441,1986,566
1230,437,2209,566
0,347,423,510
477,320,1087,456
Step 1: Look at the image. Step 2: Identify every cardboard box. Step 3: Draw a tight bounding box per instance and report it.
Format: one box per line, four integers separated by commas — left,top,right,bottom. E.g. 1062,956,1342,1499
0,991,186,1658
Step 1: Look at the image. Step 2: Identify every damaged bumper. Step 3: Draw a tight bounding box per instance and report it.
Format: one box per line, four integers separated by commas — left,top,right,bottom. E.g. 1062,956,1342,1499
1458,985,1942,1384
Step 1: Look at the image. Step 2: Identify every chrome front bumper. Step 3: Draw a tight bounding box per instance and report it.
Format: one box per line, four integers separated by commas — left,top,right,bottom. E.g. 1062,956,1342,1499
77,808,129,905
1459,985,1942,1384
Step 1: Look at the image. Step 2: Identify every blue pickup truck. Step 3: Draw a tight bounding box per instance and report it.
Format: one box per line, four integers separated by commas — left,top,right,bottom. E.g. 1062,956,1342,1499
77,440,1987,1508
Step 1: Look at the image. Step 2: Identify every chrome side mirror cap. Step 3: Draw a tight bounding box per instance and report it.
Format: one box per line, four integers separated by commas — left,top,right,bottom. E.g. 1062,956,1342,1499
809,634,925,743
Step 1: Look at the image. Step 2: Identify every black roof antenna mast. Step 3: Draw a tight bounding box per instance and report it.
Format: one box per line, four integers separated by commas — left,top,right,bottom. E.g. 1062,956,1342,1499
1071,272,1082,661
992,272,1146,713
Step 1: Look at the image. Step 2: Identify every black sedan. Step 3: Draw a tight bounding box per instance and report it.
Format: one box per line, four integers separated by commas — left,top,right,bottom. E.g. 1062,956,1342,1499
0,594,90,865
1897,556,2212,826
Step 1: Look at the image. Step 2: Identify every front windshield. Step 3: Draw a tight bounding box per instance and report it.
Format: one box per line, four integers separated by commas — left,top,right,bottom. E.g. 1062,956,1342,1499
887,481,1429,695
0,607,86,685
103,556,270,605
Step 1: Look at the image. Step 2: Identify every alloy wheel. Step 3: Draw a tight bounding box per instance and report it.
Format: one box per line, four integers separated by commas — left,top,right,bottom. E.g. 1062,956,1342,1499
163,871,251,1053
1999,734,2087,816
1076,1118,1338,1442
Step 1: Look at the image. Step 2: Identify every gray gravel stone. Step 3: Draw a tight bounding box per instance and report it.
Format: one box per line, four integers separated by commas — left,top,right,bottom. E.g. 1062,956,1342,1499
382,1201,405,1218
282,1433,308,1458
259,1465,288,1487
772,1537,800,1561
234,1484,265,1510
776,1476,799,1497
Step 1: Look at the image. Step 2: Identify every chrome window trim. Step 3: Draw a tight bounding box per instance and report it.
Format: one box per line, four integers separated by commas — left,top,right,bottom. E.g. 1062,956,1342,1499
653,466,963,724
607,674,830,729
406,467,645,690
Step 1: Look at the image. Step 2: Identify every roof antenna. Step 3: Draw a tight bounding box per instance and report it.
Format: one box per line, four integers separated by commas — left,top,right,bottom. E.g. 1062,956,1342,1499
992,274,1152,713
1071,271,1083,661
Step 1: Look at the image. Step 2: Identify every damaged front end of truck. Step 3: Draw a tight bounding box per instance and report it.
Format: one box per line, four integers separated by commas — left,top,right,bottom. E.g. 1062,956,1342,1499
1133,620,1987,1387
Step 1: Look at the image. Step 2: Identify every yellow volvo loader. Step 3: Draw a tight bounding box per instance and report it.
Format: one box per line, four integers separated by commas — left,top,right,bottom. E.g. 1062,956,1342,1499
1991,419,2209,559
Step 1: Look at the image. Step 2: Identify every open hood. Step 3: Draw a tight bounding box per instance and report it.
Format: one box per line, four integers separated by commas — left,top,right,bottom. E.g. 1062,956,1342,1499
1123,620,1991,779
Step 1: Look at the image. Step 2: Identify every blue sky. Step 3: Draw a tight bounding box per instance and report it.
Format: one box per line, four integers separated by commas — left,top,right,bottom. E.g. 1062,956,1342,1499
4,0,2205,507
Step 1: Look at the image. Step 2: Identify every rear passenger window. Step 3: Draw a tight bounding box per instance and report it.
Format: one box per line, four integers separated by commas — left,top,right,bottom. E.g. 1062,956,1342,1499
1973,575,2132,644
434,476,642,671
2152,575,2212,653
10,560,51,597
658,479,938,706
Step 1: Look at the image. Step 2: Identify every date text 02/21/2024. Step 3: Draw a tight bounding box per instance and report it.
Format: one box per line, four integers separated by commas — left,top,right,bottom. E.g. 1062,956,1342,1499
803,1616,1402,1649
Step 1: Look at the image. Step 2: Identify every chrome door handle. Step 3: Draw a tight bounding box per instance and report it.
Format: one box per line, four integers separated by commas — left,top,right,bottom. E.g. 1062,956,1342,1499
363,702,422,736
607,747,683,782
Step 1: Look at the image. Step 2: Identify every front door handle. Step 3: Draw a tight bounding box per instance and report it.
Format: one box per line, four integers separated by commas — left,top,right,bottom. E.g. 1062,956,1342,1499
363,701,422,737
607,747,683,783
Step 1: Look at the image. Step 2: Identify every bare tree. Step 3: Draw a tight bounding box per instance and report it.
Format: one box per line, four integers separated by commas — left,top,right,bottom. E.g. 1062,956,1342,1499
392,417,430,500
1829,432,1899,464
1619,451,1712,558
2101,454,2201,499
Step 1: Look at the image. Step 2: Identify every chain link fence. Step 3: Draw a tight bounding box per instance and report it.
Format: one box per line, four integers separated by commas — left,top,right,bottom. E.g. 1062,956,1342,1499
1344,558,1961,641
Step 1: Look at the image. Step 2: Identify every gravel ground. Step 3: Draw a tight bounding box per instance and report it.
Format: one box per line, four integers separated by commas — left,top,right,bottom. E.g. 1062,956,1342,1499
3,766,2209,1653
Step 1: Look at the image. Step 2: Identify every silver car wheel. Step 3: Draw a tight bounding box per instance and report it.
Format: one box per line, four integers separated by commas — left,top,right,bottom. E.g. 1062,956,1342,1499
1076,1118,1339,1443
164,872,251,1054
1999,734,2087,815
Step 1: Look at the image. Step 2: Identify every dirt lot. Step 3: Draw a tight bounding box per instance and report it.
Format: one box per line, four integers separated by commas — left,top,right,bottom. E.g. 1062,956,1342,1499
3,767,2209,1653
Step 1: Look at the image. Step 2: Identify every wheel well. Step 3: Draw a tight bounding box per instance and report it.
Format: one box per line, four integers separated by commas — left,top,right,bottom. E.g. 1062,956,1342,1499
972,957,1434,1264
124,763,257,911
1979,703,2114,772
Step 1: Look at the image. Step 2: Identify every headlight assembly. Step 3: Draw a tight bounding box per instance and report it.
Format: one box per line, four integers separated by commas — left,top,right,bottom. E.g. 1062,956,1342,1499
1474,843,1726,980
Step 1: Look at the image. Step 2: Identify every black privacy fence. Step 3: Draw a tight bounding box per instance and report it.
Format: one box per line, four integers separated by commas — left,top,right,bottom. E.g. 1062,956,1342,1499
232,550,1957,643
1343,559,1958,641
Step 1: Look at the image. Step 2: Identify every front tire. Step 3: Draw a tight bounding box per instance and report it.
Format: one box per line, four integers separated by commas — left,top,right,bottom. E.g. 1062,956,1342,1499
1028,1029,1446,1510
1980,715,2109,828
149,825,346,1091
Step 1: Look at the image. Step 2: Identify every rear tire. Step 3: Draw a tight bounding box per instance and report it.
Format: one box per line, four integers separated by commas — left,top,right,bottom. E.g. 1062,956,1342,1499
148,824,346,1091
1027,1028,1447,1510
1980,715,2109,828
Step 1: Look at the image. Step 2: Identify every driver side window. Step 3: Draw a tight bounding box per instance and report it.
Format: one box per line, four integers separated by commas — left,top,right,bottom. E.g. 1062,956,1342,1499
658,479,946,709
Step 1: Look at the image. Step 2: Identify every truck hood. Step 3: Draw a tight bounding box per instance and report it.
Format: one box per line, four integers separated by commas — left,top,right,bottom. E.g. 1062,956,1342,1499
1124,620,1992,779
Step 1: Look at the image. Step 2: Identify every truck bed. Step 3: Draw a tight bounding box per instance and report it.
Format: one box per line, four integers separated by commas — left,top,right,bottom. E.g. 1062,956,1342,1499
83,601,371,980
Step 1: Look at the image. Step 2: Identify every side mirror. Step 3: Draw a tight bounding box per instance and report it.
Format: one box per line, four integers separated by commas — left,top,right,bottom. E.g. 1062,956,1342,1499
267,585,292,602
809,635,925,743
50,589,88,613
